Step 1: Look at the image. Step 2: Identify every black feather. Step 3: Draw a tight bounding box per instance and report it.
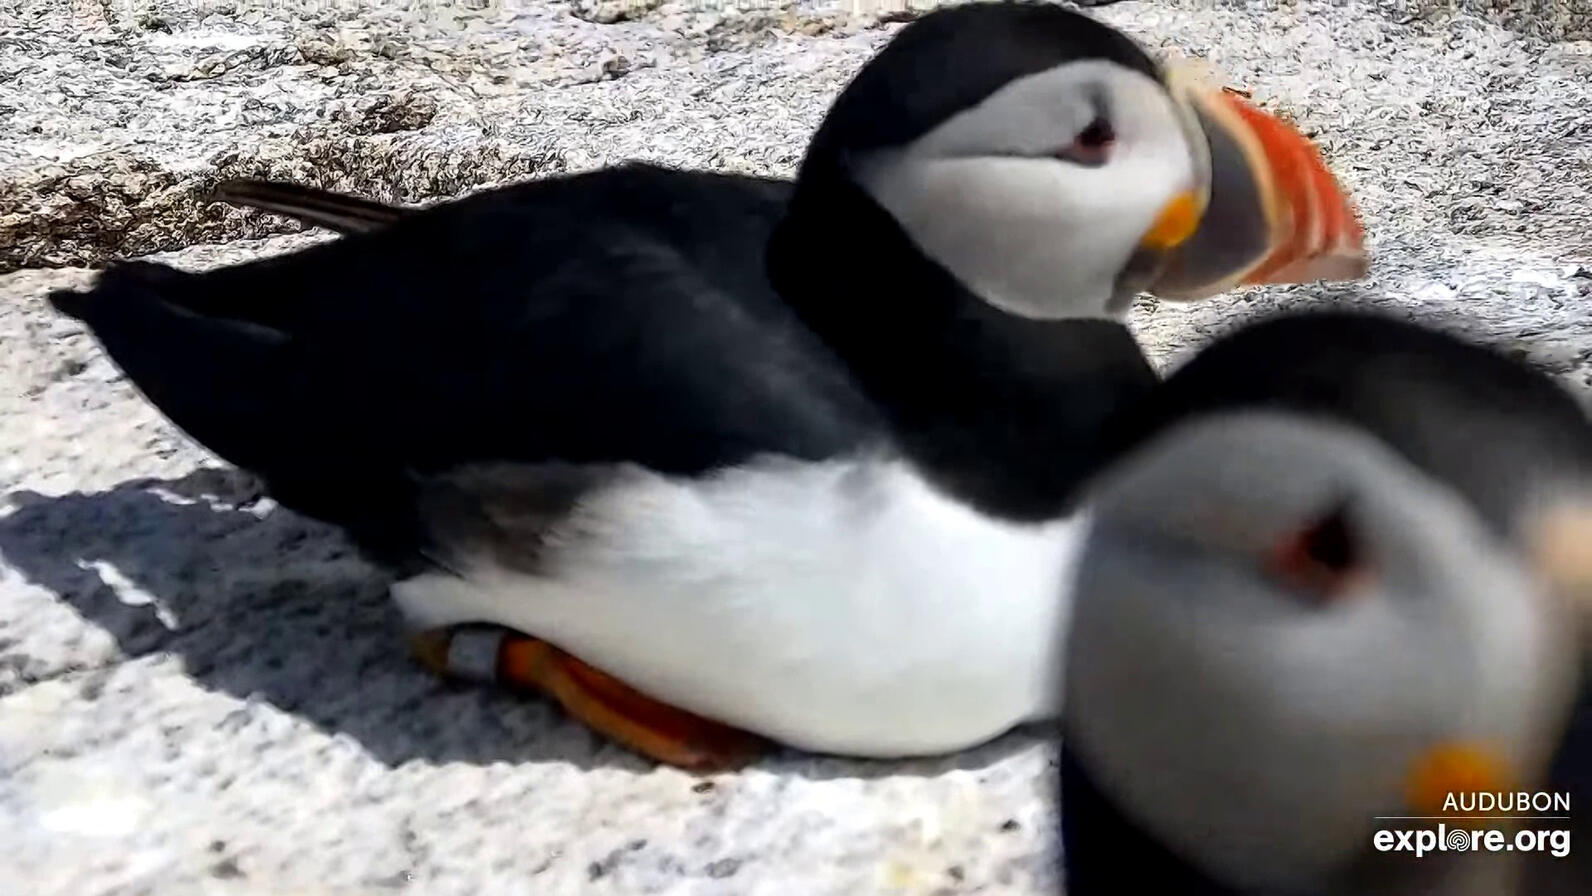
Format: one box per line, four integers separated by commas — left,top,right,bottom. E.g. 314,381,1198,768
52,164,885,563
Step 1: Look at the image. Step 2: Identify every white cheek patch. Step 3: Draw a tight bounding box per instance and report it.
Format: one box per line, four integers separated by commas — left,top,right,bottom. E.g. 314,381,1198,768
857,148,1192,320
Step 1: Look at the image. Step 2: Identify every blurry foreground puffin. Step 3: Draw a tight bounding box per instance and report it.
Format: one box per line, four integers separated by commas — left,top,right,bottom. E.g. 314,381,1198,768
1057,309,1592,894
48,3,1366,767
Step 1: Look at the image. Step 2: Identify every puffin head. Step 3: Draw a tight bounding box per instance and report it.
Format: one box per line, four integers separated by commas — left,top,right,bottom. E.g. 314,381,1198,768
773,1,1368,321
1060,310,1592,893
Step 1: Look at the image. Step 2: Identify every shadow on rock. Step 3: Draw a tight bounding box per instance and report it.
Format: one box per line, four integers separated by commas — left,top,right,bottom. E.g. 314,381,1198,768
0,467,1043,780
0,468,649,772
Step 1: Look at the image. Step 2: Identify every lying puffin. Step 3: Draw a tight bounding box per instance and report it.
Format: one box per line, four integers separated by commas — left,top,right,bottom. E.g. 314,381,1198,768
47,2,1366,767
1058,308,1592,894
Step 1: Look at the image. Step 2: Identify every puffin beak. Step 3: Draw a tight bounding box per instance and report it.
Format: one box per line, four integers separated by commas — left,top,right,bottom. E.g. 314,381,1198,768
1403,741,1515,827
1141,79,1370,301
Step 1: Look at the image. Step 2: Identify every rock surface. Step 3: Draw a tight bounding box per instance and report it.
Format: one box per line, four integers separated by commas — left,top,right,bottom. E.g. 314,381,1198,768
3,1,1592,894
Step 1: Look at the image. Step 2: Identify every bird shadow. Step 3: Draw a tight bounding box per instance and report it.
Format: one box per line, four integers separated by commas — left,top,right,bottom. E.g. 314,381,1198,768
0,468,1043,780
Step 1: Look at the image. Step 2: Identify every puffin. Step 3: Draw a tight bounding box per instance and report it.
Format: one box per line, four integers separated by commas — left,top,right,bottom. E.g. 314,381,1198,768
46,2,1366,768
1056,308,1592,894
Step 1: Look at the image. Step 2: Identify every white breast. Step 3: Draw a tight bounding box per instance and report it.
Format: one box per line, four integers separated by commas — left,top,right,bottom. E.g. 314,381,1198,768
390,457,1086,757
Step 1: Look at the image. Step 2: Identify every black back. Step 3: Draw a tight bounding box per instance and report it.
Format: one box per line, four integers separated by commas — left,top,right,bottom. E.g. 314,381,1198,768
51,164,885,566
52,3,1174,564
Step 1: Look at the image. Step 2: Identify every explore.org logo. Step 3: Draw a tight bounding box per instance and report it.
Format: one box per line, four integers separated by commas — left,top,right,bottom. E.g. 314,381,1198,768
1373,792,1572,859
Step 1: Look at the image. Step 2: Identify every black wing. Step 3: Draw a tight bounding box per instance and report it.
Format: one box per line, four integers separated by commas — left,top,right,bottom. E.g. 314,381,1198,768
50,163,884,565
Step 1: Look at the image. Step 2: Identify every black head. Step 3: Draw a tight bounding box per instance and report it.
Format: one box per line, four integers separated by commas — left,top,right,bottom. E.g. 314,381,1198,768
799,1,1159,173
1102,307,1592,541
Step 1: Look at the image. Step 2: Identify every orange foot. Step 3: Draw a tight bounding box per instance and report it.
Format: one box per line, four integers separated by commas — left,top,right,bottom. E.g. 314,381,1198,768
409,626,769,771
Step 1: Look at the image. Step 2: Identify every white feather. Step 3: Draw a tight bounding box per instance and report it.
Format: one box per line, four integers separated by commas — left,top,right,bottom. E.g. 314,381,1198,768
391,457,1086,756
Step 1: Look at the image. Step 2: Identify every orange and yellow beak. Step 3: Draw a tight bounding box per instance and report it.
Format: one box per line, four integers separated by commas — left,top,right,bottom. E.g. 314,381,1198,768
1139,75,1370,301
1404,742,1515,826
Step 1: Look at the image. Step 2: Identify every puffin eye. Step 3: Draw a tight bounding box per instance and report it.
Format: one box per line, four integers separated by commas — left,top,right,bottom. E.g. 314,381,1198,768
1267,502,1364,600
1058,117,1115,166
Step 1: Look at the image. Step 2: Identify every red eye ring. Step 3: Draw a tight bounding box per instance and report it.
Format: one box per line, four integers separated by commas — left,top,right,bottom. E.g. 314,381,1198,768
1058,117,1115,166
1266,502,1367,601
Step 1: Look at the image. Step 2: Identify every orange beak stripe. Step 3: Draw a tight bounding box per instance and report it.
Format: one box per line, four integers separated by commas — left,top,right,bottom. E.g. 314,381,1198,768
1218,90,1368,285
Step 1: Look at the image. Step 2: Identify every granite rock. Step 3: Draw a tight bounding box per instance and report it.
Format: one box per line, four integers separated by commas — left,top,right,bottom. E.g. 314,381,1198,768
4,1,1592,894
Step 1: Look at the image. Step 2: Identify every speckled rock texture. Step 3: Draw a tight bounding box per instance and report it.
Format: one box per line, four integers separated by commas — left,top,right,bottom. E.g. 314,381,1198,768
3,1,1592,894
